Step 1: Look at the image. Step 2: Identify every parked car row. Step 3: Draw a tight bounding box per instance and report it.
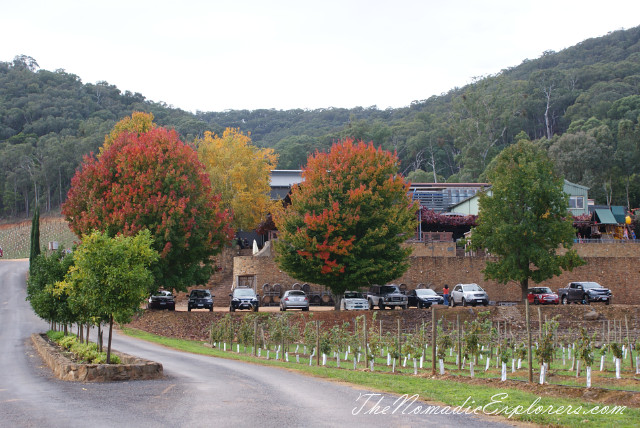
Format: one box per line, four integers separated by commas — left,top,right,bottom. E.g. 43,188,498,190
147,281,612,313
147,288,214,311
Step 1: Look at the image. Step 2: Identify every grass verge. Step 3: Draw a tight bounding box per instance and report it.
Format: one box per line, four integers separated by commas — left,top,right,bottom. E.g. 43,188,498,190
121,327,639,427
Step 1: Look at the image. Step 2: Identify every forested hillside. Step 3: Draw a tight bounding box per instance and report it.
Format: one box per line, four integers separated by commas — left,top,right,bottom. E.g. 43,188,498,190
1,26,639,220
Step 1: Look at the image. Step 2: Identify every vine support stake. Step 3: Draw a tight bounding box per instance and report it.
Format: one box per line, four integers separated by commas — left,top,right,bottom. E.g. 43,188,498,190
626,315,634,371
364,316,368,368
253,319,257,356
316,320,320,366
457,314,461,370
431,306,437,375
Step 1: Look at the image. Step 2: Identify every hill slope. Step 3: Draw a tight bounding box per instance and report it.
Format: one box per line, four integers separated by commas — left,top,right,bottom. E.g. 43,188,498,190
1,26,639,219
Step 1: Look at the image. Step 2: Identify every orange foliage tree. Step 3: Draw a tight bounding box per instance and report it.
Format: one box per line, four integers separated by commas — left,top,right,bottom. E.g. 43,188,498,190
274,139,418,307
63,125,233,292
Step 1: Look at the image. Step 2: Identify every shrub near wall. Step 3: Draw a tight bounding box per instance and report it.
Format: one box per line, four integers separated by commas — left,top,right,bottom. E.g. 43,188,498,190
31,333,163,382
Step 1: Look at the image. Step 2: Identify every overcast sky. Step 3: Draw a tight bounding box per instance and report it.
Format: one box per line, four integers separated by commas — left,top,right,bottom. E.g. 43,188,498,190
2,1,639,113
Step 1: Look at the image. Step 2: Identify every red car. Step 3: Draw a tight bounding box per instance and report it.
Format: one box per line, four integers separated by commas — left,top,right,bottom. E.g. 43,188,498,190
527,287,559,305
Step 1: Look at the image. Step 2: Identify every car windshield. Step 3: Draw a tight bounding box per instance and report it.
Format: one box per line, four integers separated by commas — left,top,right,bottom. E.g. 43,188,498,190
581,282,602,290
234,288,255,297
380,285,400,294
153,291,172,297
344,292,363,299
462,284,482,291
191,290,210,298
531,287,552,294
288,291,305,296
415,289,437,296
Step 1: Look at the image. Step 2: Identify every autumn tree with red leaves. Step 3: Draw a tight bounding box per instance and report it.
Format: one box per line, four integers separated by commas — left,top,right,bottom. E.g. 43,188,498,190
274,139,418,308
62,126,233,292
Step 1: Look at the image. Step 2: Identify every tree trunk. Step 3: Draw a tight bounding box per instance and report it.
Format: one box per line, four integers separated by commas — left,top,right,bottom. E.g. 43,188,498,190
334,292,343,311
107,315,114,364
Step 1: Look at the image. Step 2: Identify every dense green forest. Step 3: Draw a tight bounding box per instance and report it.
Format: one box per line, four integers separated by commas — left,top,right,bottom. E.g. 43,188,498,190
1,26,639,220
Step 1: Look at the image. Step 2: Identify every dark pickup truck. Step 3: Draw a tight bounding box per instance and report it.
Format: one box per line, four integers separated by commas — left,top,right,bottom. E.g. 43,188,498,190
366,284,408,310
558,282,612,305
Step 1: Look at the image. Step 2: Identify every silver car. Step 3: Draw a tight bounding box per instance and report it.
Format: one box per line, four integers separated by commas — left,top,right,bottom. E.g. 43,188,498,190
450,283,489,307
280,290,309,311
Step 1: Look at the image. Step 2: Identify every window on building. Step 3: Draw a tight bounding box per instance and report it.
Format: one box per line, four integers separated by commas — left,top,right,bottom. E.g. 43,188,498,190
569,196,584,209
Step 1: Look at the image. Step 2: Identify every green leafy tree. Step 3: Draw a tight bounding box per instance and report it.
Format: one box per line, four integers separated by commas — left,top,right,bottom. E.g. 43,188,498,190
59,230,158,363
26,248,74,328
470,141,584,382
274,138,418,309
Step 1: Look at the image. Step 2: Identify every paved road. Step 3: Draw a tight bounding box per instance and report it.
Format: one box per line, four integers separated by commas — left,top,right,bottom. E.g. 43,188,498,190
0,260,519,428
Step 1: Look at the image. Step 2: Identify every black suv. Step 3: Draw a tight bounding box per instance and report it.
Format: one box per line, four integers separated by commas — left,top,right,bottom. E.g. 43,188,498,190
148,290,175,310
187,289,214,311
229,287,259,312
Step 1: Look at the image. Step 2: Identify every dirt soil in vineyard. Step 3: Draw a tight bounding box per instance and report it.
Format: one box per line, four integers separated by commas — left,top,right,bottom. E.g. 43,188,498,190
125,304,640,409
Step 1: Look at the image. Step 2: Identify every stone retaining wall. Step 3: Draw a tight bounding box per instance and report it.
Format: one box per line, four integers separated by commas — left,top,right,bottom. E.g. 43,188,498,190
31,333,163,382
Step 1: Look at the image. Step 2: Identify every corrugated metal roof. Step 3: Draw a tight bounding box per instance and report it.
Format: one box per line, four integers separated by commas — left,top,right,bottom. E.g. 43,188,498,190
611,206,626,223
593,209,618,225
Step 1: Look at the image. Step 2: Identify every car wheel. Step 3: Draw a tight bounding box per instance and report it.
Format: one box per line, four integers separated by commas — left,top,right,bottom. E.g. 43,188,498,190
462,298,467,307
483,302,488,307
169,306,175,311
253,306,259,312
188,307,191,312
402,304,407,310
230,306,235,312
379,303,385,310
534,298,539,305
450,298,455,307
561,296,568,305
368,300,374,310
302,307,309,311
209,307,213,312
605,299,610,305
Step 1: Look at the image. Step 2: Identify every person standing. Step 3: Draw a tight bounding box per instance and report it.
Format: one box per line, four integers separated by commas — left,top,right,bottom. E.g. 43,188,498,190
442,284,449,306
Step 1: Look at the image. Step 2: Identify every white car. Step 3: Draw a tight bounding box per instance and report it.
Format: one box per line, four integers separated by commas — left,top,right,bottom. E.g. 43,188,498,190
450,283,489,307
340,291,369,311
